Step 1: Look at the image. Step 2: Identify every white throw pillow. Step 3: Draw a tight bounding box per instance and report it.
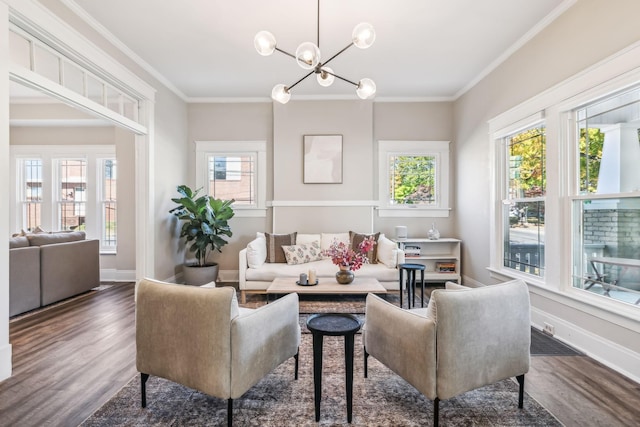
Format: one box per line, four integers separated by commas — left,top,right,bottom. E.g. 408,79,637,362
376,235,398,268
246,237,267,268
320,233,350,251
282,241,324,265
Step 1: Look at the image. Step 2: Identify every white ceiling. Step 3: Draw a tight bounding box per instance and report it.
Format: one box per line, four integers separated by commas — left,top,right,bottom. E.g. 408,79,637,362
65,0,570,102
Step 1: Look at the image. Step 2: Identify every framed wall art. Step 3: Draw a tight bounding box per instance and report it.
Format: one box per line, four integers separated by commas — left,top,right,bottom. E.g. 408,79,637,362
303,135,343,184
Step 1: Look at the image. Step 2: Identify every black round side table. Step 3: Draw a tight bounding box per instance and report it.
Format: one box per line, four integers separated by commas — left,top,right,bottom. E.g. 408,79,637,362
306,313,362,423
398,263,426,308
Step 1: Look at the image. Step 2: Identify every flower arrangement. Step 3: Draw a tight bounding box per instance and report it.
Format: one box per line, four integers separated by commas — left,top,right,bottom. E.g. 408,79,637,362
322,236,376,271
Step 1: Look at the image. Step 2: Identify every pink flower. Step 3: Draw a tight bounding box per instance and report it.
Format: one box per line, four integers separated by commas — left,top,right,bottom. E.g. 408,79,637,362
321,236,376,271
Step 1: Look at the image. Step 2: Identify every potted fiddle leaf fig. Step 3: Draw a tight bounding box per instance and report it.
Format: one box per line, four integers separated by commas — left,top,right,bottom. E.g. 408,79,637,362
169,185,235,285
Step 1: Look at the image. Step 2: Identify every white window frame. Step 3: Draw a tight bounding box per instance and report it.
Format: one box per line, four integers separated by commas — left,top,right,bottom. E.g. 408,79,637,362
488,41,640,321
490,114,546,281
10,145,117,253
377,140,451,218
98,158,117,251
195,141,267,218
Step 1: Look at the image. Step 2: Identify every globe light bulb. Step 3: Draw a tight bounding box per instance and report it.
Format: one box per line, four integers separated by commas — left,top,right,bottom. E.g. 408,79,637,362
254,31,276,56
356,78,376,99
352,23,376,49
316,67,335,87
271,84,291,104
295,42,321,70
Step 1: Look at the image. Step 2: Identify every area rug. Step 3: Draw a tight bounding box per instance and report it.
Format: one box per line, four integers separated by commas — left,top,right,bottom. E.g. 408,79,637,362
81,334,561,427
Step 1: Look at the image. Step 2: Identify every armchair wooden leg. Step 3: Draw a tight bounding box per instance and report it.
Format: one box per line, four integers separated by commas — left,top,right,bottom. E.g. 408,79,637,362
294,349,299,380
433,398,440,427
516,374,525,408
140,373,149,408
227,398,233,427
364,346,369,378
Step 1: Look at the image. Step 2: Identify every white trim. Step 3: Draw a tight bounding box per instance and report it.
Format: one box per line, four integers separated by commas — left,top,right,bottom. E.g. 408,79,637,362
195,141,267,218
100,269,136,282
9,119,111,127
0,344,11,381
455,0,577,100
10,66,147,134
378,140,451,215
531,306,640,383
59,0,184,102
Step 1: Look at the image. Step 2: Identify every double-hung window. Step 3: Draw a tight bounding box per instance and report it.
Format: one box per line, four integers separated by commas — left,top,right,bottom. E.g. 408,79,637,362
11,145,117,252
492,120,546,278
378,141,451,217
195,141,266,217
571,85,640,306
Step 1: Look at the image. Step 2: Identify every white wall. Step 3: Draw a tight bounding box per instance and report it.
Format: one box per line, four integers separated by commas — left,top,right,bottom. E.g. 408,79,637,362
454,0,640,379
0,1,12,382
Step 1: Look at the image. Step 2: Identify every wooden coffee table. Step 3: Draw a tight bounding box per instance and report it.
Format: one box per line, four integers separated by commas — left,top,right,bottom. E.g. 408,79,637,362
267,277,386,297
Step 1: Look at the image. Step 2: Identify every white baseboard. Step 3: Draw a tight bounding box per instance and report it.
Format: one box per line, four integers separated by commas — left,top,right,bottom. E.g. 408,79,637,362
0,343,12,381
531,307,640,383
461,274,484,287
100,269,136,282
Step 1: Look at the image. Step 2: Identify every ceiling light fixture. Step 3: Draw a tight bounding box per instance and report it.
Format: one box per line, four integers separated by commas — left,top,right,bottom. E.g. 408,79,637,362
254,0,376,104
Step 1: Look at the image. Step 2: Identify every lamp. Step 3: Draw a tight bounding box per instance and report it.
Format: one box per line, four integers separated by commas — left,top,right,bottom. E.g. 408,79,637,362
254,0,376,104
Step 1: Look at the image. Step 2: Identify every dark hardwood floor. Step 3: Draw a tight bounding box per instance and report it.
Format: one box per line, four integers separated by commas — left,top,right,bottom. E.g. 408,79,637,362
0,282,639,426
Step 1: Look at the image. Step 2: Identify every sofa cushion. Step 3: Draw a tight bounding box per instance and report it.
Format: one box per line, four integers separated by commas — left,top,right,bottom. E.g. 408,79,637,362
349,231,380,263
282,241,323,265
9,236,29,249
296,233,321,245
320,233,350,251
27,231,86,246
376,235,398,268
246,237,267,268
265,232,297,263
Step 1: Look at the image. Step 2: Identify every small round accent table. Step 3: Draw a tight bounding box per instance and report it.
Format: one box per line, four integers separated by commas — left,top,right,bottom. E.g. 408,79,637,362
306,313,362,423
398,263,426,308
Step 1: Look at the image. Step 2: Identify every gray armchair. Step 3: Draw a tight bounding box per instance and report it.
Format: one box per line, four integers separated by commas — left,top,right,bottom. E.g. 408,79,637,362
136,279,301,427
364,279,531,426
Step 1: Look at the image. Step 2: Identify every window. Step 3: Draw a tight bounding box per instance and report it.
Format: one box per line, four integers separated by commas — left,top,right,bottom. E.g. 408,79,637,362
195,141,267,217
502,125,546,277
571,85,640,305
378,141,450,217
20,159,43,231
101,160,117,248
10,146,117,252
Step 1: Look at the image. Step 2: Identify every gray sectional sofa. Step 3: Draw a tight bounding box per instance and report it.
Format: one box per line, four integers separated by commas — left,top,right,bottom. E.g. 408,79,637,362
9,231,100,316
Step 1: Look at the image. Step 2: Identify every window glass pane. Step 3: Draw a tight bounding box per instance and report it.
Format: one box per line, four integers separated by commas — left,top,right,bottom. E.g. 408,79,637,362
207,155,254,205
122,95,138,121
87,75,104,105
33,44,60,84
576,86,640,195
508,127,546,198
388,155,436,205
106,85,121,114
59,159,87,231
504,200,545,276
503,125,546,277
62,61,85,96
22,159,42,231
572,198,640,306
103,159,117,247
9,30,32,69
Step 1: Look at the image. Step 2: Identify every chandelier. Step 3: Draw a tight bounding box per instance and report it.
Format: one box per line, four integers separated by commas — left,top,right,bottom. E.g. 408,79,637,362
254,0,376,104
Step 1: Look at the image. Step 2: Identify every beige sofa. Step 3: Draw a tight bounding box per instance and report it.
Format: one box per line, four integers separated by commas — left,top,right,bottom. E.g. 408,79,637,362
9,231,101,316
238,232,404,303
